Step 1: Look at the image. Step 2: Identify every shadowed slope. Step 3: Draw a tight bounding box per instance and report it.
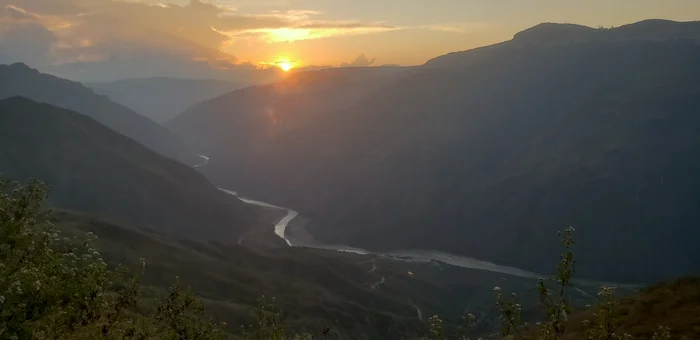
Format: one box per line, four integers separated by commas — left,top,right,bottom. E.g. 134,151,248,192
0,97,263,241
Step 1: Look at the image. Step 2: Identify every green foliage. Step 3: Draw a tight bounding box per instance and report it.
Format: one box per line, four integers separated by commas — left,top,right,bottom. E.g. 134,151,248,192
0,180,228,339
581,286,630,340
240,296,313,340
534,227,576,340
424,227,675,340
427,315,446,340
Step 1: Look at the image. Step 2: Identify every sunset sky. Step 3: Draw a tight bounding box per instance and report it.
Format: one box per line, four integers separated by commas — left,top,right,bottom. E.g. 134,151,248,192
1,0,699,81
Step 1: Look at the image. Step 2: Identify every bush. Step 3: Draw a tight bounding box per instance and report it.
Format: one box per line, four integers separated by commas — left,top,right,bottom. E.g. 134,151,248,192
0,180,227,339
423,227,674,340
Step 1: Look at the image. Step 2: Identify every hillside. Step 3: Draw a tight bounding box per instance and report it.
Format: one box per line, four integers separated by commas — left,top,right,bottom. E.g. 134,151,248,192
48,209,551,340
0,63,197,164
170,20,700,283
49,209,700,340
88,77,248,122
561,277,700,340
0,97,264,241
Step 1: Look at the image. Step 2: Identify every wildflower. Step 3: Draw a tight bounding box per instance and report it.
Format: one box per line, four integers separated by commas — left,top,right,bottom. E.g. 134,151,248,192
493,286,502,292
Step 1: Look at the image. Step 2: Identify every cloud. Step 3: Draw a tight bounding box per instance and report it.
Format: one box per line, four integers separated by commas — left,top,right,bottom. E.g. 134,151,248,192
341,54,376,67
218,10,398,43
2,4,41,20
0,6,57,66
0,0,399,81
231,26,396,43
422,22,492,34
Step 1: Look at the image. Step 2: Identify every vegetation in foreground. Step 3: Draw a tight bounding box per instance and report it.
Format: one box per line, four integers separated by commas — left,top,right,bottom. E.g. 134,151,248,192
1,180,697,339
424,229,696,340
1,180,227,339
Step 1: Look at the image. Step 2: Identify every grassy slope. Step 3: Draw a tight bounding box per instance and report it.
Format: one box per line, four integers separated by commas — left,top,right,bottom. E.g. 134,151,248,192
562,277,700,340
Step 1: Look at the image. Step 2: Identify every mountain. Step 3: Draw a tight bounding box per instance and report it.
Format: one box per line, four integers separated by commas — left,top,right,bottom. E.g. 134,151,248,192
0,63,197,164
168,65,412,182
427,19,700,70
88,77,249,122
169,20,700,283
0,97,265,241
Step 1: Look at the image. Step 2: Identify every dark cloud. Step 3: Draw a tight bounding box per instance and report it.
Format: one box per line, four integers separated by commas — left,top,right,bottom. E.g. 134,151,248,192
0,21,57,67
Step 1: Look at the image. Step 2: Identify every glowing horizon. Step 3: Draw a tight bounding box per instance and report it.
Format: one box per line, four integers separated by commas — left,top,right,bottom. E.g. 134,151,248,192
4,0,700,81
278,60,294,72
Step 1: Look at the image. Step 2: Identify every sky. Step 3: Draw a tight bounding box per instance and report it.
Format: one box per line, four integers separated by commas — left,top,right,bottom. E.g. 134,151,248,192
1,0,699,82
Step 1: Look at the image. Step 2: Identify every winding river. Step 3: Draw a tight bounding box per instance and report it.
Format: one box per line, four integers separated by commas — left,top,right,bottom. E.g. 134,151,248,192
203,156,636,287
218,187,541,279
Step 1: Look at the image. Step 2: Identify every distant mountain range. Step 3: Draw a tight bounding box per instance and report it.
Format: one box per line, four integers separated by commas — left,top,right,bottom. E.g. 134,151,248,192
0,63,197,164
88,77,250,122
0,97,264,241
168,65,412,189
170,20,700,283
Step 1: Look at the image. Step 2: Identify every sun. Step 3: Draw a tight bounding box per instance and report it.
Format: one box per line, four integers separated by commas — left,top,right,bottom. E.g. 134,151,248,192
278,60,293,72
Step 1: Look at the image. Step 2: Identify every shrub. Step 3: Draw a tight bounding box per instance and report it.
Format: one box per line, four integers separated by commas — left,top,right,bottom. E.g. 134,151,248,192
424,227,674,340
0,180,227,339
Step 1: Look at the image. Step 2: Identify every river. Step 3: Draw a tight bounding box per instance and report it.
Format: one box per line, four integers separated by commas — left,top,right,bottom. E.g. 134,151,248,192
218,187,541,279
204,155,634,286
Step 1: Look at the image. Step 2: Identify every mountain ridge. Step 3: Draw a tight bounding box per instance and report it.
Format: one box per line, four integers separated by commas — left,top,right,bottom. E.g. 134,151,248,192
0,96,264,241
0,63,197,164
426,19,700,70
88,77,250,122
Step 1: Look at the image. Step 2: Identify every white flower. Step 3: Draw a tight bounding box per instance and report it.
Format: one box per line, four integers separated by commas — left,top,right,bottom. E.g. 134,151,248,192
493,286,502,292
0,295,5,304
12,283,22,294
